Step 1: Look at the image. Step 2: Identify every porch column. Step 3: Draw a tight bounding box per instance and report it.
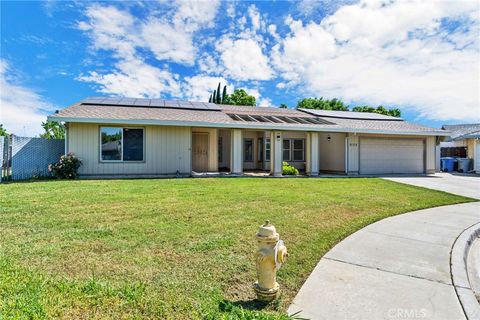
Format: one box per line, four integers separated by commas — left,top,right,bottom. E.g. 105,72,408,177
306,132,319,176
270,131,283,177
230,129,243,175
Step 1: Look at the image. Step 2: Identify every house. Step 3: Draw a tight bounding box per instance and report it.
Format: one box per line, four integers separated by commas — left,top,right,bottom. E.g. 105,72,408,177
48,97,448,177
438,124,480,173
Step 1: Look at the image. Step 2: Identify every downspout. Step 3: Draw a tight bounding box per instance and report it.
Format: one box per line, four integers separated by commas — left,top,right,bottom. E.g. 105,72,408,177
64,122,68,155
345,136,348,175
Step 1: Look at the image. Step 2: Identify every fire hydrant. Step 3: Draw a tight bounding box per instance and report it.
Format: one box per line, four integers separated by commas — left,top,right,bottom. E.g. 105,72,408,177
253,220,288,301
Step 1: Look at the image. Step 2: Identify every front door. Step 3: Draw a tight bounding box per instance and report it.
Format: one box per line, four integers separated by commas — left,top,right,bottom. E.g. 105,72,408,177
192,133,209,172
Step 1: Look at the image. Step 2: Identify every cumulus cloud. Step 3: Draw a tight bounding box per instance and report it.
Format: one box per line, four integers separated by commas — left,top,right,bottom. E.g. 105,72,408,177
0,60,55,136
272,0,480,121
77,1,220,97
217,38,273,81
183,75,231,101
77,59,181,98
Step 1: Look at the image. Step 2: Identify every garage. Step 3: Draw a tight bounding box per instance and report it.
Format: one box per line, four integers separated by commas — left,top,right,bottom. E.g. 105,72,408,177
359,138,425,174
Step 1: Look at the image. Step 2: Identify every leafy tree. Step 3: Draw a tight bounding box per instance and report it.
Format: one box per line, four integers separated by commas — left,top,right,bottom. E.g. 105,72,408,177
279,103,288,109
228,89,256,106
40,120,65,139
222,85,227,104
216,83,222,104
352,105,401,117
208,83,256,106
0,124,7,137
296,97,348,111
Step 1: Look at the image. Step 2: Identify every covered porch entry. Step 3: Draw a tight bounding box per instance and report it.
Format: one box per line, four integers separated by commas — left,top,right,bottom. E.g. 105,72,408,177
191,128,322,176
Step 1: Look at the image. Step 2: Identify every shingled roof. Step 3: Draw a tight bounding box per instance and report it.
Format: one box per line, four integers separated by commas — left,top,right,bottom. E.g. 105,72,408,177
49,97,449,136
442,123,480,140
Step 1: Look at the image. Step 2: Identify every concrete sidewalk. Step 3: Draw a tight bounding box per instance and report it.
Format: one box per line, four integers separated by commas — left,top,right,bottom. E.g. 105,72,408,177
288,202,480,320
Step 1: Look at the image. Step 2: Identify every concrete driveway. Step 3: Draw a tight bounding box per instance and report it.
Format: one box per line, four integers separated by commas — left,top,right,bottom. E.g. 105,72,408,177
384,173,480,199
288,202,480,320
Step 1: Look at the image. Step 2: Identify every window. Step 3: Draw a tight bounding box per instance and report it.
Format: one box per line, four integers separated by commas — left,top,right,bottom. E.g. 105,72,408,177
218,137,223,163
293,139,305,161
244,138,253,162
100,127,144,162
265,138,271,161
257,138,263,161
283,139,291,161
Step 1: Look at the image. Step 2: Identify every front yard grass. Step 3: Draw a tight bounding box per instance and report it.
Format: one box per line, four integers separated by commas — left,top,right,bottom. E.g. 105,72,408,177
0,178,474,319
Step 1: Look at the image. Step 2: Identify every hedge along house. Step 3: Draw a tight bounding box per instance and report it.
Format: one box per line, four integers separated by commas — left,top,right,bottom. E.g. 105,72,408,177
48,97,449,178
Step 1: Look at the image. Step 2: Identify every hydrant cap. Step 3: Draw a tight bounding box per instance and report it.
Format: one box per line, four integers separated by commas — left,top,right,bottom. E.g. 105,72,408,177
257,220,279,241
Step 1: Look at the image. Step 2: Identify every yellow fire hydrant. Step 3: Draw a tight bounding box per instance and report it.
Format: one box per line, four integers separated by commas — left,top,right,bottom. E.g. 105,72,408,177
254,220,288,301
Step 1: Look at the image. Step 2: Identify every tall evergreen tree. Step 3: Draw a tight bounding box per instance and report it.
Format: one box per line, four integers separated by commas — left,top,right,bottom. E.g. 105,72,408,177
208,94,212,103
212,90,217,103
222,85,227,104
216,83,221,104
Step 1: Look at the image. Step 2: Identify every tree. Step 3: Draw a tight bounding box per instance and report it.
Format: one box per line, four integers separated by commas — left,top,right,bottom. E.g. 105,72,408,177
208,83,256,106
216,83,222,104
352,105,401,117
228,89,256,106
0,124,7,137
208,94,212,103
279,103,288,109
222,85,227,104
40,120,65,139
296,97,348,111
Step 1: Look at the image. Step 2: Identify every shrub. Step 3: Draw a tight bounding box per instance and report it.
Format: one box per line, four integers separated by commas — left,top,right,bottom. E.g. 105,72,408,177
49,153,82,179
282,161,299,175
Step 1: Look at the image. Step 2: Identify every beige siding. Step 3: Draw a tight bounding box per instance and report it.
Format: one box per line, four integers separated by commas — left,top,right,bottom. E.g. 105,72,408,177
191,127,218,172
68,123,191,176
347,134,359,173
319,132,346,172
425,136,435,173
467,138,475,159
218,129,231,169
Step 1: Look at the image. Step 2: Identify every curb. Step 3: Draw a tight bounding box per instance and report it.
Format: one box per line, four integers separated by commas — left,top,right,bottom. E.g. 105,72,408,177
450,222,480,320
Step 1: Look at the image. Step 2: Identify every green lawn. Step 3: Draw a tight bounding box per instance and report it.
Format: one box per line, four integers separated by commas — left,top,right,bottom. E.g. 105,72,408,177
0,178,473,319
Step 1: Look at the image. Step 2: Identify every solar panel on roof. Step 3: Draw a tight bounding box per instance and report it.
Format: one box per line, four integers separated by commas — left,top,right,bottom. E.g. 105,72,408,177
149,99,165,107
134,99,150,106
80,97,222,111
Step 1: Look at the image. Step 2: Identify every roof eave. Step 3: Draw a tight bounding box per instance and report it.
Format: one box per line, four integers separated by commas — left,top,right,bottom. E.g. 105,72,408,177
48,115,449,136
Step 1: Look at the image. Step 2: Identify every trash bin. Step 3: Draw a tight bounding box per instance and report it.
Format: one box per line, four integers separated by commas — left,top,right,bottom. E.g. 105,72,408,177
441,157,456,172
457,158,472,173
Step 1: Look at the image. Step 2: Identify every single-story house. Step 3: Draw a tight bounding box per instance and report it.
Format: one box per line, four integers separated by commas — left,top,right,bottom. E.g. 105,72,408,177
48,97,449,177
438,124,480,173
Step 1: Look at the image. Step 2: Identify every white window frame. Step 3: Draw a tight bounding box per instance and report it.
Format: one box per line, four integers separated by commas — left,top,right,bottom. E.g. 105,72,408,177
283,139,291,162
265,138,271,162
99,126,145,163
292,139,305,162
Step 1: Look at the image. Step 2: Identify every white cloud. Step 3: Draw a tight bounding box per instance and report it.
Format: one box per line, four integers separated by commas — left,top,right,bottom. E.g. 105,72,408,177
217,38,273,81
77,59,181,98
0,60,55,136
183,75,231,101
142,19,196,65
272,0,480,121
77,1,220,97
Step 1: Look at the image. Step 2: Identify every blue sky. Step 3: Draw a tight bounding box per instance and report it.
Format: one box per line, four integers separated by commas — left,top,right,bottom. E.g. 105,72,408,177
1,0,479,136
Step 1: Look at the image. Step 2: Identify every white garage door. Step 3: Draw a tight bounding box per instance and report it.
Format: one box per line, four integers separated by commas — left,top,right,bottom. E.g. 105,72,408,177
360,138,425,174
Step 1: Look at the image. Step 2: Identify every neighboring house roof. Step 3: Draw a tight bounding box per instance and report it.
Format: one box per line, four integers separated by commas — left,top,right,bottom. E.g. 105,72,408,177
441,124,480,141
49,97,449,136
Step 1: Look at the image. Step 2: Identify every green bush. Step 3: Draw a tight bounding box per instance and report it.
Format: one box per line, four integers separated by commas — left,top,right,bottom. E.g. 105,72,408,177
49,153,82,179
282,162,299,175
